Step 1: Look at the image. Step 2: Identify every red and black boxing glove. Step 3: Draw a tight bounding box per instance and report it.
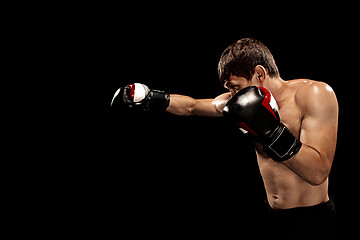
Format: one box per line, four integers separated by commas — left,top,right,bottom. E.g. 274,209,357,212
222,86,302,161
111,83,170,112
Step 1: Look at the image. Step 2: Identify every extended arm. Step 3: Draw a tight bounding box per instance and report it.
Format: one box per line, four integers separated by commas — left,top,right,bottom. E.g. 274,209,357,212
167,93,231,117
111,82,231,117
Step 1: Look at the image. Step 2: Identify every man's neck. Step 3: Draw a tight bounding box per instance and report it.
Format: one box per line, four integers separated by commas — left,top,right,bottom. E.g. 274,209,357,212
263,77,286,102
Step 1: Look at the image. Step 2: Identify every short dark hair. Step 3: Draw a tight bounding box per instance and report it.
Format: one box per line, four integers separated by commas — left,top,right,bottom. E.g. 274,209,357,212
218,38,280,85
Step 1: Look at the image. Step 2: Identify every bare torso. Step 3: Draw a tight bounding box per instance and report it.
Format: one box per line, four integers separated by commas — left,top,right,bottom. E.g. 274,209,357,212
255,79,329,209
168,78,337,210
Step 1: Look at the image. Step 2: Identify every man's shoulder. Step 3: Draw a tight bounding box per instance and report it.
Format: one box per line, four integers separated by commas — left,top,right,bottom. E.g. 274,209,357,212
287,79,330,91
288,79,337,114
214,92,232,113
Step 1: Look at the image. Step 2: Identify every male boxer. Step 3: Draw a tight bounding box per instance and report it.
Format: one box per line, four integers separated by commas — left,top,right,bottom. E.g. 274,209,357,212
111,38,338,239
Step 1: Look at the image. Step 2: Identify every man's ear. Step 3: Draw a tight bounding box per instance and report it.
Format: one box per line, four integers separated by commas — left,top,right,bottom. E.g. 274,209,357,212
254,65,267,84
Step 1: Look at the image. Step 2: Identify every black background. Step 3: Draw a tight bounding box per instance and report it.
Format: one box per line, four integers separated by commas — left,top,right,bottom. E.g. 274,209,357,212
42,4,358,238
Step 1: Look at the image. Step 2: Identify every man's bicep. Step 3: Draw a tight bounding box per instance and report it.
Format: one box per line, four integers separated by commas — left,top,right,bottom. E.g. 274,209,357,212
299,84,338,160
300,115,337,155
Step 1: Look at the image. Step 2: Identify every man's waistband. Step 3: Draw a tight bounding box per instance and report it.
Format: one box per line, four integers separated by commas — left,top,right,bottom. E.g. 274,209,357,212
265,198,336,216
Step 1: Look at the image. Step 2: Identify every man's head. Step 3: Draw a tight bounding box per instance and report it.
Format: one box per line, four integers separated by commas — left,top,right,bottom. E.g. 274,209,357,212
218,38,280,95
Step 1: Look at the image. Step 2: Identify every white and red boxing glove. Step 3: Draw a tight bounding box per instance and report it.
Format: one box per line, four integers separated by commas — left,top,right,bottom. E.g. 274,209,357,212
111,83,170,112
223,86,302,161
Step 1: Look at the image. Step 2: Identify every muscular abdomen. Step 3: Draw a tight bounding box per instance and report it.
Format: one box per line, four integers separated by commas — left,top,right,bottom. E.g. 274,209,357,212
256,150,329,209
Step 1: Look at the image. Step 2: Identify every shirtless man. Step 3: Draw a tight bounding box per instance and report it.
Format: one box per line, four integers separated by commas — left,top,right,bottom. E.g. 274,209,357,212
111,38,338,238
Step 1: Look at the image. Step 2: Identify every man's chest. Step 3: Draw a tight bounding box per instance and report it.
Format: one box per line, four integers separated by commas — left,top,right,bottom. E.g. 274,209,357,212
277,98,303,138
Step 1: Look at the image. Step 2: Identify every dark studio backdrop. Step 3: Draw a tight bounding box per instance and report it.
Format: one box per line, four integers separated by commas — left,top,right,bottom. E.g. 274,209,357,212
69,6,357,238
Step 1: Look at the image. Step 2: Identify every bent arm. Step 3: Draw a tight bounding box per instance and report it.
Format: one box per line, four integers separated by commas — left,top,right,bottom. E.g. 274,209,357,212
283,83,338,185
166,93,231,117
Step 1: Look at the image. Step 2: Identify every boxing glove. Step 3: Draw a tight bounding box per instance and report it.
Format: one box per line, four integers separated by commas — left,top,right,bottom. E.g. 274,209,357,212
222,86,302,161
111,83,170,112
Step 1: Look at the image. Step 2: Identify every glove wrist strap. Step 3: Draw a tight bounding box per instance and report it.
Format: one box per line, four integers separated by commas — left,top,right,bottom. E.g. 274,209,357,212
263,122,302,161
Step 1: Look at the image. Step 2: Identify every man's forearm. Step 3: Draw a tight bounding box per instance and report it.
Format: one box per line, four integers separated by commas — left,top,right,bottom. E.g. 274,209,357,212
283,144,332,186
166,94,197,116
167,94,225,117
